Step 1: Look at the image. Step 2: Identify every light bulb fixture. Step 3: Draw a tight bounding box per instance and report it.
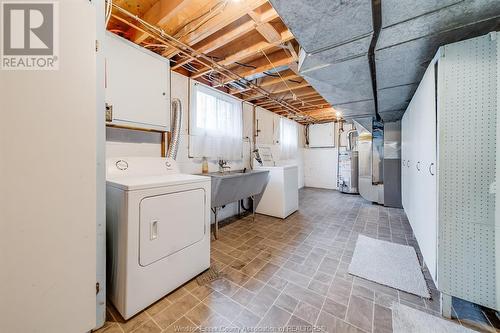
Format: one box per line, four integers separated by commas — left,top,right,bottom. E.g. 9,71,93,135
336,110,342,119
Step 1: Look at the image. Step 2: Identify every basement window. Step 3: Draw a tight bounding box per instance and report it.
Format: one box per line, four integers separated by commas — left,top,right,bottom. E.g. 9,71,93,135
189,82,243,160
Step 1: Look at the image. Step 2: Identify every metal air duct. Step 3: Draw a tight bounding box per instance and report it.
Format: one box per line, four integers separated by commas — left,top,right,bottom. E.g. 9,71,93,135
167,98,182,160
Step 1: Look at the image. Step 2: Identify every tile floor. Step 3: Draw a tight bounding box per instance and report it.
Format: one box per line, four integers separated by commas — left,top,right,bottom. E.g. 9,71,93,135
96,188,499,333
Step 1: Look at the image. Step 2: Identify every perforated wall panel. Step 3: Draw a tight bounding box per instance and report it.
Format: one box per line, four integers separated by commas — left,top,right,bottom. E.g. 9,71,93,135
437,32,499,310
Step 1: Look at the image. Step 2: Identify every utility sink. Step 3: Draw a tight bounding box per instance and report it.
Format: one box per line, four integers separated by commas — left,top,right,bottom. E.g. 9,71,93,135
207,169,269,208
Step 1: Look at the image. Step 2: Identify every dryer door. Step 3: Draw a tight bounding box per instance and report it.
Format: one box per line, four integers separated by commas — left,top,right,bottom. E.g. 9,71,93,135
139,188,206,266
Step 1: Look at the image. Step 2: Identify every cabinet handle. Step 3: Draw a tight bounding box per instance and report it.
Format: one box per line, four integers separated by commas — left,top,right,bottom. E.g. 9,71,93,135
416,161,421,171
402,160,405,167
429,162,435,176
407,160,410,168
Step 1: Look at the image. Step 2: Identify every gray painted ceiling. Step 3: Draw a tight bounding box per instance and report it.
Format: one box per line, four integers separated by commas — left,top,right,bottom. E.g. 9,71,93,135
270,0,500,122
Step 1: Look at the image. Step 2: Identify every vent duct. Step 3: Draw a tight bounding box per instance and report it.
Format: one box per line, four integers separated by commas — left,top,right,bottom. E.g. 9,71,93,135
270,0,500,122
167,98,182,160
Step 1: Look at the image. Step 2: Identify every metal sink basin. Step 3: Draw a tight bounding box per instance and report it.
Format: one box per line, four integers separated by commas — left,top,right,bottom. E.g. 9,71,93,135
206,169,269,239
208,169,269,207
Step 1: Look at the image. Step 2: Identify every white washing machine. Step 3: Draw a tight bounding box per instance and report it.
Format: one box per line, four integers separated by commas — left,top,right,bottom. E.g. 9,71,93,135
106,157,211,319
254,147,299,219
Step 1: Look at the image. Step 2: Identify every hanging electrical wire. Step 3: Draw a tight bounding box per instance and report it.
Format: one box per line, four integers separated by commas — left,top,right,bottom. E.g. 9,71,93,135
173,0,228,40
105,0,113,28
107,2,316,122
259,49,319,110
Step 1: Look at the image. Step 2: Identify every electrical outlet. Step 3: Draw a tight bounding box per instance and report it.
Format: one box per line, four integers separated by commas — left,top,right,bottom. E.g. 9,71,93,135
105,103,113,122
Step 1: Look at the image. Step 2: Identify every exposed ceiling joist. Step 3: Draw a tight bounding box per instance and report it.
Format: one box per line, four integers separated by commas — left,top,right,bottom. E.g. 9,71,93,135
108,0,337,123
219,50,294,85
243,81,310,101
191,29,294,78
163,0,268,57
171,6,279,70
248,10,283,44
128,0,191,44
229,70,300,94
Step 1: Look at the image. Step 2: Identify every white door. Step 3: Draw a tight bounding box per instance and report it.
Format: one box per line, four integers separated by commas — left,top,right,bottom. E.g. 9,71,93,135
418,63,438,281
139,189,206,266
0,1,99,332
405,61,438,282
401,112,408,210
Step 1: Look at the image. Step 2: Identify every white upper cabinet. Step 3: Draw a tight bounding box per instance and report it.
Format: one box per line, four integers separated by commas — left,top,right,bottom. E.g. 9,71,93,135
308,122,336,148
256,107,276,145
105,32,170,131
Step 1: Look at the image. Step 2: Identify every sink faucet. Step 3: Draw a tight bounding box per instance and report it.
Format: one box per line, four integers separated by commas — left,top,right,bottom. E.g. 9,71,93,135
218,159,230,173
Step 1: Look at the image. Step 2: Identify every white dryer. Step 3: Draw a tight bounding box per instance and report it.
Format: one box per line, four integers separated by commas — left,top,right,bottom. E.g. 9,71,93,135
254,147,299,219
106,157,211,319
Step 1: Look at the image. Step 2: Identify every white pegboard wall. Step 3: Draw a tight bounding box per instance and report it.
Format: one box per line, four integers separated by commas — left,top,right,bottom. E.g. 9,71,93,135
437,32,499,310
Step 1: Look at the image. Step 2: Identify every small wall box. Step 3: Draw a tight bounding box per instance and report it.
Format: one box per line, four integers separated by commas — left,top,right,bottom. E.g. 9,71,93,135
105,32,171,131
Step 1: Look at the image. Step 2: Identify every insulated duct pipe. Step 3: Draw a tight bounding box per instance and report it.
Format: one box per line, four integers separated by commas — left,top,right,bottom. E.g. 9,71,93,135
346,129,358,151
167,98,182,160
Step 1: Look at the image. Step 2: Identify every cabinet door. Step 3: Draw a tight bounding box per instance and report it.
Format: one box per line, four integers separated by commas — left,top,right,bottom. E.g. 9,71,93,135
406,62,438,282
105,32,170,130
401,112,408,210
407,102,415,223
256,107,275,145
308,123,335,148
418,63,438,281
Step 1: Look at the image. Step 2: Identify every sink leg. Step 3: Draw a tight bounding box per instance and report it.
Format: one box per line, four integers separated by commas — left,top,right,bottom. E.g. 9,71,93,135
212,207,219,240
238,200,241,217
251,196,256,222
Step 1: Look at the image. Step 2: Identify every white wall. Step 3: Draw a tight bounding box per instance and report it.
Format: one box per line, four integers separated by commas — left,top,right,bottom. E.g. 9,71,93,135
304,122,339,189
302,122,358,190
304,148,338,189
106,71,304,221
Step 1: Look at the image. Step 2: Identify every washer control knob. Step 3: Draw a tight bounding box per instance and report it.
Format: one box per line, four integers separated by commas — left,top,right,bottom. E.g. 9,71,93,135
116,160,128,171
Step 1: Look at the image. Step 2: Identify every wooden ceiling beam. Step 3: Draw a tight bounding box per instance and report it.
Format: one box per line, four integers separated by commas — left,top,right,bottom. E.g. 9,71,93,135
259,88,318,103
299,103,332,111
216,50,294,85
248,10,282,44
288,97,327,106
244,81,310,101
128,0,191,44
172,7,279,70
191,29,293,78
163,0,268,57
305,108,336,116
229,70,300,94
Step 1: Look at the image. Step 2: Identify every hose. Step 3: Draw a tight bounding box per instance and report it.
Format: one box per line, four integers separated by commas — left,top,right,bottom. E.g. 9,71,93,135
167,98,182,160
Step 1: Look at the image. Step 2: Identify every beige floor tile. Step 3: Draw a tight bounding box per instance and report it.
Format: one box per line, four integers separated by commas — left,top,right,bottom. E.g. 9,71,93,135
102,188,494,333
93,322,123,333
118,312,150,333
163,317,197,333
231,287,255,306
203,290,243,321
275,293,299,314
130,320,161,333
293,301,321,325
345,295,374,332
258,305,292,328
153,294,200,329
